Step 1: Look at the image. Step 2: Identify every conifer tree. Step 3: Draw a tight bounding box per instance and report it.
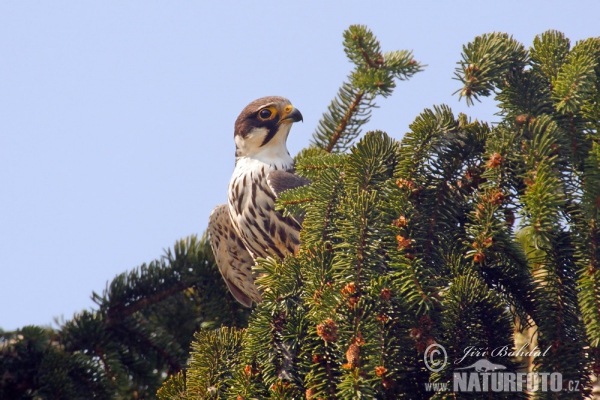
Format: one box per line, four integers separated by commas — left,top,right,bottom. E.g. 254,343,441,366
1,236,250,399
158,27,600,399
2,25,599,400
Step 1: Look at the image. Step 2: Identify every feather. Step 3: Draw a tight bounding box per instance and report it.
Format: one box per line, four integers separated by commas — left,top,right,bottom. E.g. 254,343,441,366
266,170,311,197
208,204,261,307
267,170,310,226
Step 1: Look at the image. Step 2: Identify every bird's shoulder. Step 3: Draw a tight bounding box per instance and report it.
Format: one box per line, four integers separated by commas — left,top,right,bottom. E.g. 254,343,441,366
266,168,311,197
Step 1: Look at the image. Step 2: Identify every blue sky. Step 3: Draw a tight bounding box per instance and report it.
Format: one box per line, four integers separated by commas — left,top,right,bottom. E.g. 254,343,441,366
1,1,598,330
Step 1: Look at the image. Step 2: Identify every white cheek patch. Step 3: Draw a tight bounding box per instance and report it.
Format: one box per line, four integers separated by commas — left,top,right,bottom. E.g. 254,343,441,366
236,127,268,154
234,134,245,151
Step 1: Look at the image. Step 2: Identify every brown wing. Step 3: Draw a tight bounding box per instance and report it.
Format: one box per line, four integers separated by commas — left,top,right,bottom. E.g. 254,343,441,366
208,204,261,307
266,169,311,225
266,170,311,195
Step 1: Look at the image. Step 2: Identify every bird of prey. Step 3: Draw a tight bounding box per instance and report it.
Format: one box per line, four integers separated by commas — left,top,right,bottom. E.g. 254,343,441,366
208,96,309,307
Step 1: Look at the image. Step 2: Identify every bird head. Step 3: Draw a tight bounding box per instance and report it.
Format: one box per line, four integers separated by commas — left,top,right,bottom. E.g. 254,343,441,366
234,96,303,162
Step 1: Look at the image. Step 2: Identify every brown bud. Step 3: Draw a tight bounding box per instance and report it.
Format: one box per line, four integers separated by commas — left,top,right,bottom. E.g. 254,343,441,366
270,381,286,392
473,252,485,263
409,327,422,339
516,114,528,126
306,388,317,399
420,315,433,327
316,319,339,342
346,343,360,367
465,64,479,74
355,331,365,346
490,190,505,206
482,237,493,248
396,178,415,190
392,215,407,227
348,296,359,309
396,235,411,250
341,282,356,296
381,288,392,300
476,201,490,215
312,354,324,364
375,366,388,377
487,153,503,169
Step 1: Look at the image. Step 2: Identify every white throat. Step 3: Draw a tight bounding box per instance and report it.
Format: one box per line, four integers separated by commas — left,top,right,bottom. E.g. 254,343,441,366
234,125,294,170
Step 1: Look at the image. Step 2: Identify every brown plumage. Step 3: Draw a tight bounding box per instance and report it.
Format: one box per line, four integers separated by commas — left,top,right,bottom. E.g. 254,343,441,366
208,96,308,307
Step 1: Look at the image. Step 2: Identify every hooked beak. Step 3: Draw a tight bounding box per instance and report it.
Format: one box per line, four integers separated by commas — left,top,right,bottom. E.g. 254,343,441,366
280,107,303,123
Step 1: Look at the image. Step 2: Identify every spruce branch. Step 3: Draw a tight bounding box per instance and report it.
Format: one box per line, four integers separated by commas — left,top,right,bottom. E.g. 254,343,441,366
454,32,528,105
170,27,600,400
9,24,600,400
311,25,423,153
105,279,194,325
552,53,597,115
325,90,365,153
577,142,600,348
122,316,184,373
530,30,571,80
343,25,384,69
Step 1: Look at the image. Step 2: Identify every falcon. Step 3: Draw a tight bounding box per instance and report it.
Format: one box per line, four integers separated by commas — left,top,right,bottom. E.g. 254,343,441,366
208,96,308,307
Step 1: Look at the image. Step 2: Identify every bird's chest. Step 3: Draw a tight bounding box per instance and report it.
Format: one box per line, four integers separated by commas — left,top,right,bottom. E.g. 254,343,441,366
227,160,299,259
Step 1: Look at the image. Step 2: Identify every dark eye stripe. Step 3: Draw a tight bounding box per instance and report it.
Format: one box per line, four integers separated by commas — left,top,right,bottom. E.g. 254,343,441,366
260,125,279,147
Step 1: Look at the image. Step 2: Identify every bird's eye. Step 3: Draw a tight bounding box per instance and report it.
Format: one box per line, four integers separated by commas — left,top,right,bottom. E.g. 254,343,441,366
258,107,277,121
259,109,272,119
